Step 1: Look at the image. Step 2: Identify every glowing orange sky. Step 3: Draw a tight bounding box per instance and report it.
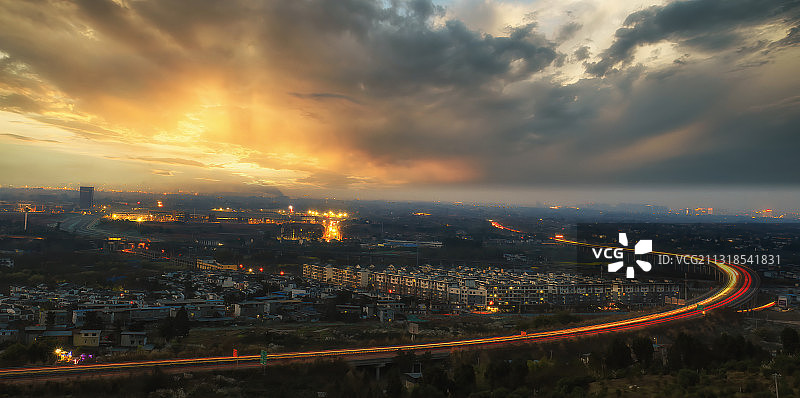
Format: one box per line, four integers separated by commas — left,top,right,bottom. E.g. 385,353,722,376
0,0,798,206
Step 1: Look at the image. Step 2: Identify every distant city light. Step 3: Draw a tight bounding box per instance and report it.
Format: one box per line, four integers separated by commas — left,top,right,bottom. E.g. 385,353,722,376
322,220,342,241
54,348,92,364
305,209,348,219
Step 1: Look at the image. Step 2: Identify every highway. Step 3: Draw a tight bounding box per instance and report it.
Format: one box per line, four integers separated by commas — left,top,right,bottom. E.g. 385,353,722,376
59,214,154,241
59,214,105,238
0,237,758,381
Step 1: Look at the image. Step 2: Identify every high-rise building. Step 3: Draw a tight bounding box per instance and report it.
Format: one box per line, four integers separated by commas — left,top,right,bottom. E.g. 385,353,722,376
79,186,94,210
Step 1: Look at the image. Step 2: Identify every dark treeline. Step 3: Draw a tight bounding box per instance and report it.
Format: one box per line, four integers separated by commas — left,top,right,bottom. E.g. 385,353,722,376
5,319,800,398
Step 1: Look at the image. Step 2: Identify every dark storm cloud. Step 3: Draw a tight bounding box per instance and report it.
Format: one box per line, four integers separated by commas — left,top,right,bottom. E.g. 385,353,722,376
479,63,800,185
614,105,800,184
138,0,555,91
587,0,800,77
0,0,798,189
556,21,583,42
297,171,366,189
573,46,591,61
0,0,558,125
368,20,556,91
108,0,559,179
0,2,168,100
289,92,362,104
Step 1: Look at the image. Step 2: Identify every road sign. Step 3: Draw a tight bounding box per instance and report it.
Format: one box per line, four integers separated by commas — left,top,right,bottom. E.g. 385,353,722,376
260,350,268,365
232,349,238,357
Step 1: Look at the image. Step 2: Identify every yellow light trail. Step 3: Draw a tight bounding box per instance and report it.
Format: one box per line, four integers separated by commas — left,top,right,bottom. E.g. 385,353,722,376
0,236,754,380
736,301,776,313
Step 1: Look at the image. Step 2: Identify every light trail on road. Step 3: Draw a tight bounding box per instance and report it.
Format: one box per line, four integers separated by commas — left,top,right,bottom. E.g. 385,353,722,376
488,220,525,234
736,301,776,313
0,236,756,381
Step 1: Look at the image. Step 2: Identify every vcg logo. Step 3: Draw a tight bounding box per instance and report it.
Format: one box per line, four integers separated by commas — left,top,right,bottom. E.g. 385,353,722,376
592,233,652,278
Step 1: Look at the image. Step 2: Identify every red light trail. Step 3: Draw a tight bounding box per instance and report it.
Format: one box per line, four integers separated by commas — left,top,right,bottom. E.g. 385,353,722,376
0,236,757,380
736,300,776,313
488,220,525,234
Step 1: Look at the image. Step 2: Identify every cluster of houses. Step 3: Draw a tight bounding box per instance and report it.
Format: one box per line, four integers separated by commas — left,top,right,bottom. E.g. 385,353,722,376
0,268,324,353
0,259,689,358
303,263,682,311
0,260,434,357
763,268,800,281
0,282,164,351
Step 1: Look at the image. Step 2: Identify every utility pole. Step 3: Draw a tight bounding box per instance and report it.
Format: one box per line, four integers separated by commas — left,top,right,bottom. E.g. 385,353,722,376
684,272,688,301
773,373,781,398
23,206,32,232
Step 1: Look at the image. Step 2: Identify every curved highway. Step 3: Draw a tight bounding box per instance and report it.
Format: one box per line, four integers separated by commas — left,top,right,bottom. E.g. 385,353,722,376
0,237,758,381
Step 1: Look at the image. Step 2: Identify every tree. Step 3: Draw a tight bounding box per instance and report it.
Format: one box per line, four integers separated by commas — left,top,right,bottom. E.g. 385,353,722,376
486,358,511,389
84,311,104,330
393,350,417,373
676,369,699,388
422,365,451,396
712,333,768,363
509,358,529,390
410,384,445,398
781,327,800,355
668,333,709,370
183,279,194,298
45,311,56,327
555,376,594,397
631,336,654,368
385,371,405,398
451,363,475,397
605,337,632,370
174,307,191,337
142,367,171,394
0,343,30,366
159,307,191,341
158,318,176,341
0,341,54,366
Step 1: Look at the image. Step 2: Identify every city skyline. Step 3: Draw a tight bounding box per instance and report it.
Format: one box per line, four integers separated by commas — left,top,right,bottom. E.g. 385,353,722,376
1,0,799,209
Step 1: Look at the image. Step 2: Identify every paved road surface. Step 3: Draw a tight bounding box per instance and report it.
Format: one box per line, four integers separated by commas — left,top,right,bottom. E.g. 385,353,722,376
0,237,757,381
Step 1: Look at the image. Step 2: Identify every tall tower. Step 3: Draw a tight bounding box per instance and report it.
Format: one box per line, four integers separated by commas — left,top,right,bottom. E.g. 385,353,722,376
79,186,94,210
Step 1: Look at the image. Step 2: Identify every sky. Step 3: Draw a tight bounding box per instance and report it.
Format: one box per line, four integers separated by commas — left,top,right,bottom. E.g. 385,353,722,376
0,0,798,210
